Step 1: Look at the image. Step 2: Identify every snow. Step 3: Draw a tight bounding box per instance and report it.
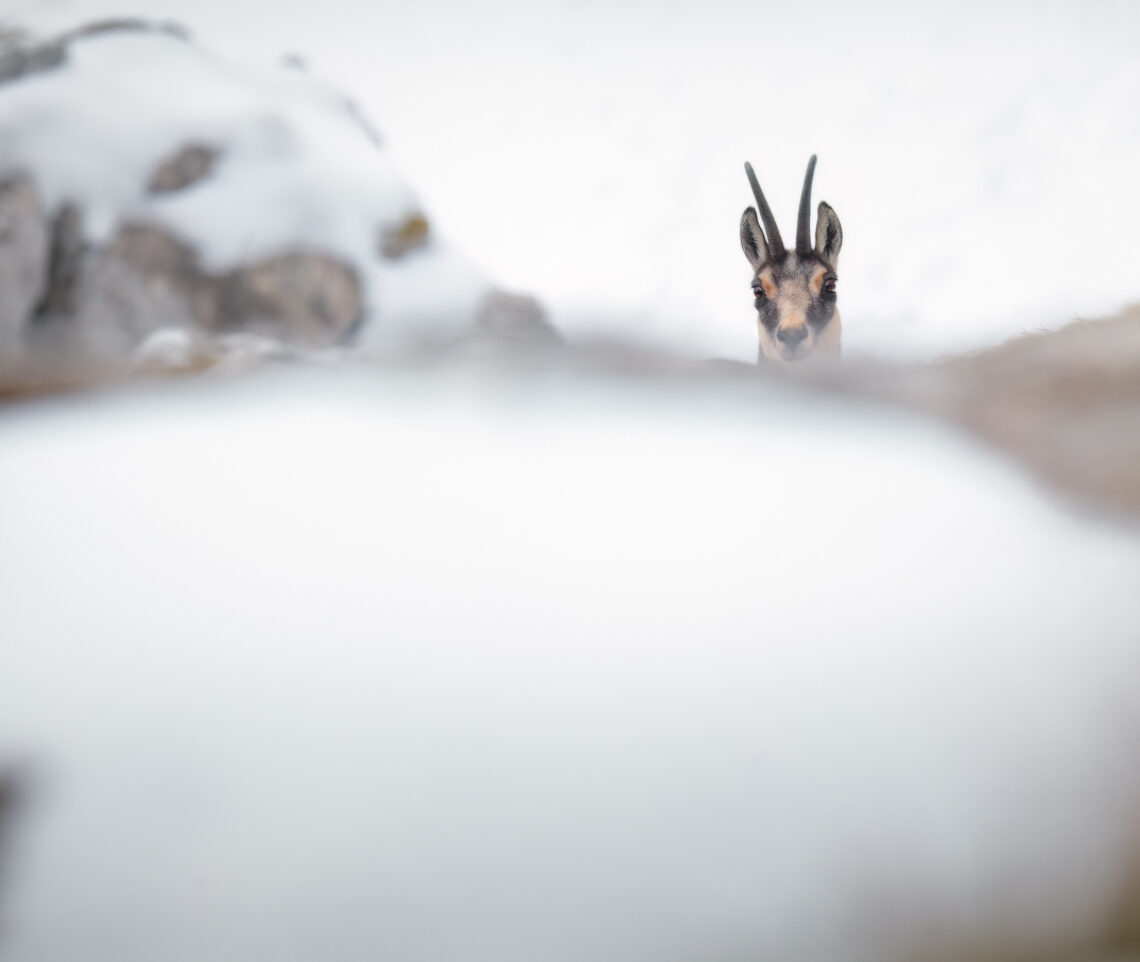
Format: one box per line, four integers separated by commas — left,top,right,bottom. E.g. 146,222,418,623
7,0,1139,361
1,366,1139,960
3,5,1140,953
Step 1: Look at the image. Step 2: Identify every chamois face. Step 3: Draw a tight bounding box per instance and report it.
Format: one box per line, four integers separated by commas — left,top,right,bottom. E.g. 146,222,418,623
749,252,841,363
739,157,843,363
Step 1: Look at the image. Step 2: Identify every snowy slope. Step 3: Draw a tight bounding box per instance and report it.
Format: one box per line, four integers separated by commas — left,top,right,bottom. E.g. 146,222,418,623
8,0,1140,360
1,367,1140,961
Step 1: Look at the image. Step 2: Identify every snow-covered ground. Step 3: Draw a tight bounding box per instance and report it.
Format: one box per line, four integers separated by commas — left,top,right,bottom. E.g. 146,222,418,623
1,366,1140,960
7,0,1140,360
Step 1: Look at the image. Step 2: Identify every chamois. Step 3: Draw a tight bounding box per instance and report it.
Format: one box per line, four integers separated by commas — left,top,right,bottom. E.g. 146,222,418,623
740,155,843,362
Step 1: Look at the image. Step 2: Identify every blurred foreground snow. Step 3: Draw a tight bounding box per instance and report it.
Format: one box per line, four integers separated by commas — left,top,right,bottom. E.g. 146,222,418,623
1,364,1140,960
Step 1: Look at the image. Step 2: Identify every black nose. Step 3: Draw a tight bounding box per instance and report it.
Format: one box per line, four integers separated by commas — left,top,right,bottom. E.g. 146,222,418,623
776,326,808,347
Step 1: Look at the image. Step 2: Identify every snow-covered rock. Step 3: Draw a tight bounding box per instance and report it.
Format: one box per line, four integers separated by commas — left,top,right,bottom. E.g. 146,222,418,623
0,20,537,363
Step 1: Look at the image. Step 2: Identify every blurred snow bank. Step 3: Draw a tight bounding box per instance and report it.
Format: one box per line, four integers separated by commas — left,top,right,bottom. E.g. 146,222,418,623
1,363,1139,961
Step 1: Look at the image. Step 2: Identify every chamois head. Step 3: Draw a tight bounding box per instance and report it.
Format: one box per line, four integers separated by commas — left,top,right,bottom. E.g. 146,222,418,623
739,155,843,362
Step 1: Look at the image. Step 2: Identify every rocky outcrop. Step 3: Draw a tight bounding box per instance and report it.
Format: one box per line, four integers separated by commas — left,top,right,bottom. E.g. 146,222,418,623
0,29,66,84
0,174,47,362
473,289,561,346
0,19,550,367
0,22,368,363
24,217,361,361
147,143,219,195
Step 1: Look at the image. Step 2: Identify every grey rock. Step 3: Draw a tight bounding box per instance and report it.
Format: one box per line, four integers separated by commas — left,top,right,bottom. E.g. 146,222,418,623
474,289,561,345
60,222,198,359
229,249,362,346
69,224,361,357
20,217,362,362
0,39,66,85
0,175,47,362
378,213,430,260
147,143,219,195
32,201,85,317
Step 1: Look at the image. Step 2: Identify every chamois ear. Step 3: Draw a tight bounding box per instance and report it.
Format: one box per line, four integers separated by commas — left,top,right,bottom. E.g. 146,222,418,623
815,201,842,267
740,207,768,270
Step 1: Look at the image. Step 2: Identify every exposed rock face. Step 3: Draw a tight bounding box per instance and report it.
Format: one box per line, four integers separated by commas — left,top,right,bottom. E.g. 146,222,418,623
25,219,361,361
147,143,219,195
227,249,361,345
473,289,561,346
0,32,66,85
0,175,47,362
32,202,85,317
31,218,195,360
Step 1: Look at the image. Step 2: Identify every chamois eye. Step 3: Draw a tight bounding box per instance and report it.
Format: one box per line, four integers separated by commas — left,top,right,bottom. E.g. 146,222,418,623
752,286,765,301
822,275,838,297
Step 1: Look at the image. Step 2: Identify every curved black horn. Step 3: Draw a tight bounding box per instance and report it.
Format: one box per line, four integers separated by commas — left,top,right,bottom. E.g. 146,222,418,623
744,162,785,257
796,154,818,255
